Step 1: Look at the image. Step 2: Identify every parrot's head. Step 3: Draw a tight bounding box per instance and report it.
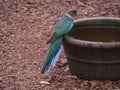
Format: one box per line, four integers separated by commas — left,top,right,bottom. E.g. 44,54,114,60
67,10,77,18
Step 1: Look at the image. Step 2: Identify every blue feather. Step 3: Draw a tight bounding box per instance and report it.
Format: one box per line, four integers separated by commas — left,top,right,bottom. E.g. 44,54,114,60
46,44,62,73
52,45,62,67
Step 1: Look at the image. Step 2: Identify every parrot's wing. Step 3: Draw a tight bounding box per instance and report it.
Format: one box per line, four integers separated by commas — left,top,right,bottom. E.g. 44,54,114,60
46,34,63,44
46,18,73,44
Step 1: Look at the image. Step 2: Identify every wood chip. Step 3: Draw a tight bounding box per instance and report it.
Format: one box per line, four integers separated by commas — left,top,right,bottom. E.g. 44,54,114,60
43,75,52,82
100,11,107,15
64,67,69,72
74,88,81,90
57,59,68,67
76,0,85,6
59,88,65,90
40,81,50,85
36,44,42,48
61,59,68,66
65,75,77,79
0,77,2,82
89,81,97,88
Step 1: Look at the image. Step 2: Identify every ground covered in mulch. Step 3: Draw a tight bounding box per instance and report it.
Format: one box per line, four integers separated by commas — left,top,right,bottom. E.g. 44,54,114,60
0,0,120,90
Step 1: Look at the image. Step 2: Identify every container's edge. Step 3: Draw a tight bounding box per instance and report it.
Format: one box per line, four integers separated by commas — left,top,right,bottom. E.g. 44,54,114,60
74,17,120,23
64,17,120,48
64,35,120,48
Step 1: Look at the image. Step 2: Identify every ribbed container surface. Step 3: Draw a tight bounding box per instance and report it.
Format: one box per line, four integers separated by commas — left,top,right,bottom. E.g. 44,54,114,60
63,17,120,80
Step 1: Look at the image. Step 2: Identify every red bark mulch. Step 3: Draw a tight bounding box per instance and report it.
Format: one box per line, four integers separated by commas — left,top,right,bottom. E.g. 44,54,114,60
0,0,120,90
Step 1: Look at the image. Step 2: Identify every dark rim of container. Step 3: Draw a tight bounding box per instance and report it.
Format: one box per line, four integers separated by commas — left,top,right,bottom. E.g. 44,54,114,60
65,17,120,48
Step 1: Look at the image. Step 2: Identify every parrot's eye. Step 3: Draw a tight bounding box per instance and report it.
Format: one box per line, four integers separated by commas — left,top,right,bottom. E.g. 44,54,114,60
73,10,76,14
70,10,77,17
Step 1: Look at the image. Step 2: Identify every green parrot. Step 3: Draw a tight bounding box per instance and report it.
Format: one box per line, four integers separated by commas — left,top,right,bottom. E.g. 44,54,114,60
41,10,77,74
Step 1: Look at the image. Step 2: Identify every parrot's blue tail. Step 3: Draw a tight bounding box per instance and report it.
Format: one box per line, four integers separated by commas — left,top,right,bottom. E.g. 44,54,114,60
48,45,62,72
51,45,62,67
41,41,62,74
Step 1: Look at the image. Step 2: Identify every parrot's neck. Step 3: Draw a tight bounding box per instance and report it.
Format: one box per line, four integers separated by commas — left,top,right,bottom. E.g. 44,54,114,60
65,13,73,19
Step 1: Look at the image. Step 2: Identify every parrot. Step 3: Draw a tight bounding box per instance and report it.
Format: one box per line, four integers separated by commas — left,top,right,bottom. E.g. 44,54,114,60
41,10,77,74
